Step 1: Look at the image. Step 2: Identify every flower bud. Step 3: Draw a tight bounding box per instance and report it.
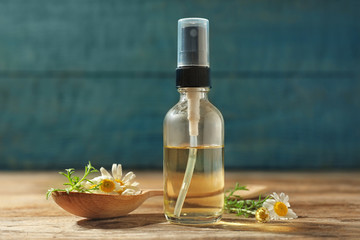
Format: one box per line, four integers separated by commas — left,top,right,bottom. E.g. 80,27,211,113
255,207,270,223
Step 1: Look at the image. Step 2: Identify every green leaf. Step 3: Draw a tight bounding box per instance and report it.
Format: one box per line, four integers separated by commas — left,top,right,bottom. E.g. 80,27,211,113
224,183,270,218
45,162,100,199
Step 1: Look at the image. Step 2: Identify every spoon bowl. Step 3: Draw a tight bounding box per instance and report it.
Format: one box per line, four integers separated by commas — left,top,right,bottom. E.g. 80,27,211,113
52,189,163,219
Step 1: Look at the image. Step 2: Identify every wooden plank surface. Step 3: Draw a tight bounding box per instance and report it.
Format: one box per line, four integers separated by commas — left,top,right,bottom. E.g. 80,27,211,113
0,171,359,239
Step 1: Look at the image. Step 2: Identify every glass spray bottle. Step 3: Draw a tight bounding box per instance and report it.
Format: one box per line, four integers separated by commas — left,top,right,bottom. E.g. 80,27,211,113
163,18,224,224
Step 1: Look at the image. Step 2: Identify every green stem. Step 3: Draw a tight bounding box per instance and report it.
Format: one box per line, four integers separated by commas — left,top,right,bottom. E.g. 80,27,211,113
227,207,256,216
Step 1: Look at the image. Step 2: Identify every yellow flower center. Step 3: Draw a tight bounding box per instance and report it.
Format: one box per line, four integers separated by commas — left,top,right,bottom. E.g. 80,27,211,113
274,202,288,216
115,179,124,185
100,179,116,193
114,179,125,194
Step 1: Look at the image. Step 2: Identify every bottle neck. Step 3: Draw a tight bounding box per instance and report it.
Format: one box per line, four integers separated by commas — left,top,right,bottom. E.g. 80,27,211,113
178,87,209,101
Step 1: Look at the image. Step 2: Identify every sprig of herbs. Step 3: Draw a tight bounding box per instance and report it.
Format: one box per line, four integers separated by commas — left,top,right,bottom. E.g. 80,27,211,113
224,183,270,217
46,162,100,199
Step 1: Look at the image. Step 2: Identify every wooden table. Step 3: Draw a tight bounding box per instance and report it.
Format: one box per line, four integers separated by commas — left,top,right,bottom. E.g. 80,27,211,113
1,171,359,239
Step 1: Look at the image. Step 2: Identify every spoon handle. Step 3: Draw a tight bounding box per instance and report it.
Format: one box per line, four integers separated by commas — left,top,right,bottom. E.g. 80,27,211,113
146,189,164,197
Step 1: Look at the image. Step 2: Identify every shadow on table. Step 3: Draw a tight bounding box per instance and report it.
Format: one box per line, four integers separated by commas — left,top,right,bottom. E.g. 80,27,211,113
77,213,166,229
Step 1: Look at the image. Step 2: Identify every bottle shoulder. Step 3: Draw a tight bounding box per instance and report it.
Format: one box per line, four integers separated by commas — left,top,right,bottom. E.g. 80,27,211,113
164,99,223,122
164,98,224,146
204,100,224,119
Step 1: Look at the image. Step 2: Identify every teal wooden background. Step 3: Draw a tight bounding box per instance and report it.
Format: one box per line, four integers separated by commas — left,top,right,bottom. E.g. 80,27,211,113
0,0,359,170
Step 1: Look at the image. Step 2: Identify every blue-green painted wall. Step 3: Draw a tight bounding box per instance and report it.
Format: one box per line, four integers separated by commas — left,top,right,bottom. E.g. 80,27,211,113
0,0,359,170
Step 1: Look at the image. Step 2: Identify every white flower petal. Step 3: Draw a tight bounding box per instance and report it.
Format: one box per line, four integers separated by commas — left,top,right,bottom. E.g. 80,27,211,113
271,192,280,202
113,181,123,191
112,164,117,179
88,176,106,184
100,167,112,178
268,209,279,220
279,192,286,201
123,171,136,183
82,181,92,188
285,208,297,219
126,185,140,191
130,182,139,187
263,199,275,210
278,192,290,207
283,194,289,204
117,164,122,180
122,189,136,195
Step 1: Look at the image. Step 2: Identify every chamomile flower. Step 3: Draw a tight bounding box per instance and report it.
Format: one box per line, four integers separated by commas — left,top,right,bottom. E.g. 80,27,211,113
255,207,270,223
263,192,297,220
85,163,141,195
109,163,141,195
84,173,122,194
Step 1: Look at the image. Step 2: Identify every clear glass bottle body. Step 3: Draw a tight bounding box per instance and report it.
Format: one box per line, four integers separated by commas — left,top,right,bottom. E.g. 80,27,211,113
163,87,224,224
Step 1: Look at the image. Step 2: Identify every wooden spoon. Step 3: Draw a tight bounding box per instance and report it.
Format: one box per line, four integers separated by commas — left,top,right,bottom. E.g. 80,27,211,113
52,185,267,219
52,189,163,219
229,184,268,199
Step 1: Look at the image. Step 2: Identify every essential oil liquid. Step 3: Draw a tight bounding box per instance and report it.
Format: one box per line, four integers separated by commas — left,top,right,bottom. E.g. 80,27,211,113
164,145,224,224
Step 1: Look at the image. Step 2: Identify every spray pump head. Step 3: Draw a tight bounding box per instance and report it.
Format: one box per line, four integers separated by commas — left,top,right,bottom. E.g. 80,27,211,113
177,18,210,138
178,18,209,67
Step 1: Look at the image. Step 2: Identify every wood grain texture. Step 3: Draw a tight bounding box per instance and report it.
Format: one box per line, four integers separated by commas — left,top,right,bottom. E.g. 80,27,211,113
0,0,359,170
0,171,359,239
